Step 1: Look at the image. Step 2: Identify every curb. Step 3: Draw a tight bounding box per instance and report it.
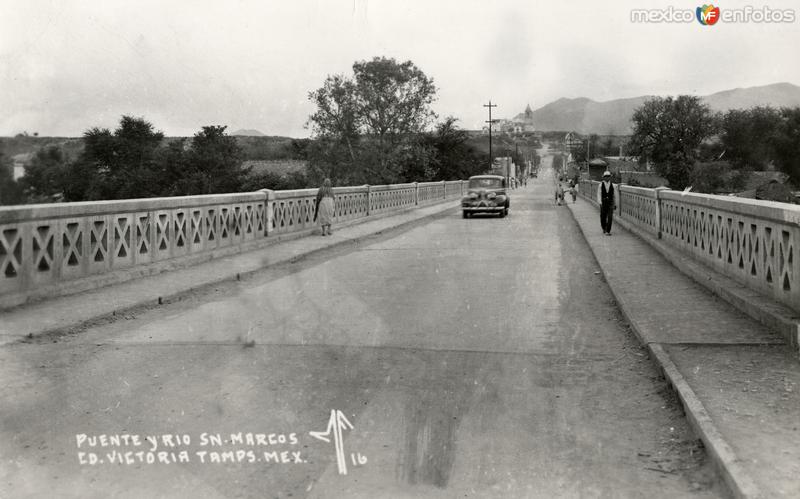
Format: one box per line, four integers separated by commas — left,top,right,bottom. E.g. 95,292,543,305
612,214,799,354
649,344,761,499
4,202,459,344
566,200,762,499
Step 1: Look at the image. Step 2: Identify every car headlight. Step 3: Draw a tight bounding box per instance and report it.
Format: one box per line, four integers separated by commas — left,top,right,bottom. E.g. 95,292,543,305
487,192,497,199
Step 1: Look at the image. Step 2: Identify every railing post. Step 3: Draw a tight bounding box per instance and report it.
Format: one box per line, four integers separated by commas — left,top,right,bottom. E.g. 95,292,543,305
442,180,446,199
414,182,419,206
259,189,274,236
365,184,371,216
654,186,668,239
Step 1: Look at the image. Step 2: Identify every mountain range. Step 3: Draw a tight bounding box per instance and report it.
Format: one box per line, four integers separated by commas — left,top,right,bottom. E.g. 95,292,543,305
525,82,800,134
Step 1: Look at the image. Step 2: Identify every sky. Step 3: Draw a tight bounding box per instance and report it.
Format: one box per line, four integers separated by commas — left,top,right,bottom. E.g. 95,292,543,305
2,0,799,138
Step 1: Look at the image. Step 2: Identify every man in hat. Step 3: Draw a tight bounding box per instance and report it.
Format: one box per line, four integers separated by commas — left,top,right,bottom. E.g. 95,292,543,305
596,171,616,235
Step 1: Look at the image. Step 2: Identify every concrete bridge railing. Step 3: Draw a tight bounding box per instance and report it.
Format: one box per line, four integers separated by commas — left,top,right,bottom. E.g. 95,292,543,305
579,180,800,313
0,180,466,307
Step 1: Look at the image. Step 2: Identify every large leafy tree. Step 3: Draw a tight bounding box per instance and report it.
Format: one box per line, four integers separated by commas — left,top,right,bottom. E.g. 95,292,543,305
720,106,781,169
181,125,246,194
60,118,248,201
65,116,165,200
307,74,362,184
629,96,717,189
307,56,437,184
354,57,437,173
308,74,360,165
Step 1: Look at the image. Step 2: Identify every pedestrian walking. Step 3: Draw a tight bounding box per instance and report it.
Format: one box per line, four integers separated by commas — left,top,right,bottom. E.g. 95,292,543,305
570,184,577,203
314,178,335,236
555,183,564,206
597,171,616,235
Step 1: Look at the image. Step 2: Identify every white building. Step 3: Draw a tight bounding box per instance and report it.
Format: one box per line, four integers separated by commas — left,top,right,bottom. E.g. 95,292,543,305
12,153,33,181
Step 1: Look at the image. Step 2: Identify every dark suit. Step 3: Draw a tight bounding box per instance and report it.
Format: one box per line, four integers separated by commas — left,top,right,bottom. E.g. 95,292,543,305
598,181,615,234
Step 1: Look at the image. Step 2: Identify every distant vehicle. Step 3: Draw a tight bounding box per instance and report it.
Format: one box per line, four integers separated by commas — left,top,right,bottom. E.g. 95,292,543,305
461,175,509,218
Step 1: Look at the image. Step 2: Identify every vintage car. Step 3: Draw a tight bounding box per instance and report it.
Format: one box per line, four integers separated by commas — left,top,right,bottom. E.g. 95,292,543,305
461,175,509,218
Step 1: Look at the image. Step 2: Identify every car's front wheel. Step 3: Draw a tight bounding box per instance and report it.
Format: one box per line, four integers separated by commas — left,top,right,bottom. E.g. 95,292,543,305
462,211,469,219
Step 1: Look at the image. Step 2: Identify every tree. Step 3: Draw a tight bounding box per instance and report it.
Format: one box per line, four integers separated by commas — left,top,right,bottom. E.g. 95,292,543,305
157,138,191,196
0,147,24,205
62,118,249,201
66,116,166,200
308,74,361,169
354,57,437,177
720,107,781,169
307,56,437,184
628,96,717,189
181,126,246,194
422,117,488,181
772,107,800,182
20,145,66,202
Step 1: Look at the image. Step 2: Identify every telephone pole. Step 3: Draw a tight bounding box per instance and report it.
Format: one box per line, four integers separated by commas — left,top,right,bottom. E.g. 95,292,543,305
484,100,497,169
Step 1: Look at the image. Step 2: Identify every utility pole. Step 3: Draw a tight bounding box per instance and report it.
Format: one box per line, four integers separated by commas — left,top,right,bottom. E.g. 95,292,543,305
586,137,591,176
484,100,497,169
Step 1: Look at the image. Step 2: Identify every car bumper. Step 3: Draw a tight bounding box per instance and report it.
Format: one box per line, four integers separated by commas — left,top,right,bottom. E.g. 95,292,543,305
462,205,505,212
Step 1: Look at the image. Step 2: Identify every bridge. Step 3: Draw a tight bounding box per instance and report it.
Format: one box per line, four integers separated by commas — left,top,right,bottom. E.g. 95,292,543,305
1,150,798,498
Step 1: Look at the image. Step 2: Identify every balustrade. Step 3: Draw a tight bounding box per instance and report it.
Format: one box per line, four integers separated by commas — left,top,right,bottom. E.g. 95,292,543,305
0,180,466,305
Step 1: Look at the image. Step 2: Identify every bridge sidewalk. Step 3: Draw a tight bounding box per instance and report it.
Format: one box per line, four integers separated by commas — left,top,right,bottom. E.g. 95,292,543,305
567,198,800,499
0,201,457,346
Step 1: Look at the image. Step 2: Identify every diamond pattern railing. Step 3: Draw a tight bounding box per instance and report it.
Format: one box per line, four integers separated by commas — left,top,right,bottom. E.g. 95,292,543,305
0,181,465,305
577,180,800,312
269,181,464,235
0,193,266,302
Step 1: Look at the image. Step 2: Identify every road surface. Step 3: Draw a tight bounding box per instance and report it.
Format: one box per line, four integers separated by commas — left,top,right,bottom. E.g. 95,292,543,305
1,156,721,498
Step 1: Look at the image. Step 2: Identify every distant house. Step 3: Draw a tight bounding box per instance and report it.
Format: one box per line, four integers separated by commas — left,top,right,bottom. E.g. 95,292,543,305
11,153,33,181
564,132,583,152
485,105,537,136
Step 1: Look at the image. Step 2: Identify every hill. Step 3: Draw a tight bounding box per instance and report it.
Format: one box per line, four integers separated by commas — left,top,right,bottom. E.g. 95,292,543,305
529,82,800,134
703,82,800,111
230,129,266,136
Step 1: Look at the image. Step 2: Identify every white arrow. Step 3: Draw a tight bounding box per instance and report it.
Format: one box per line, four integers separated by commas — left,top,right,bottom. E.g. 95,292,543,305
309,409,354,475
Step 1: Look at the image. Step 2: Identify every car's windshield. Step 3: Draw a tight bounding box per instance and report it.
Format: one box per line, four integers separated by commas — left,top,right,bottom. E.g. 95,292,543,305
468,178,503,189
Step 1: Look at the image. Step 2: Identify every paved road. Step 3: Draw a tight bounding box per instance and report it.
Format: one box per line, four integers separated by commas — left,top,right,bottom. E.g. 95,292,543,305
1,158,721,498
